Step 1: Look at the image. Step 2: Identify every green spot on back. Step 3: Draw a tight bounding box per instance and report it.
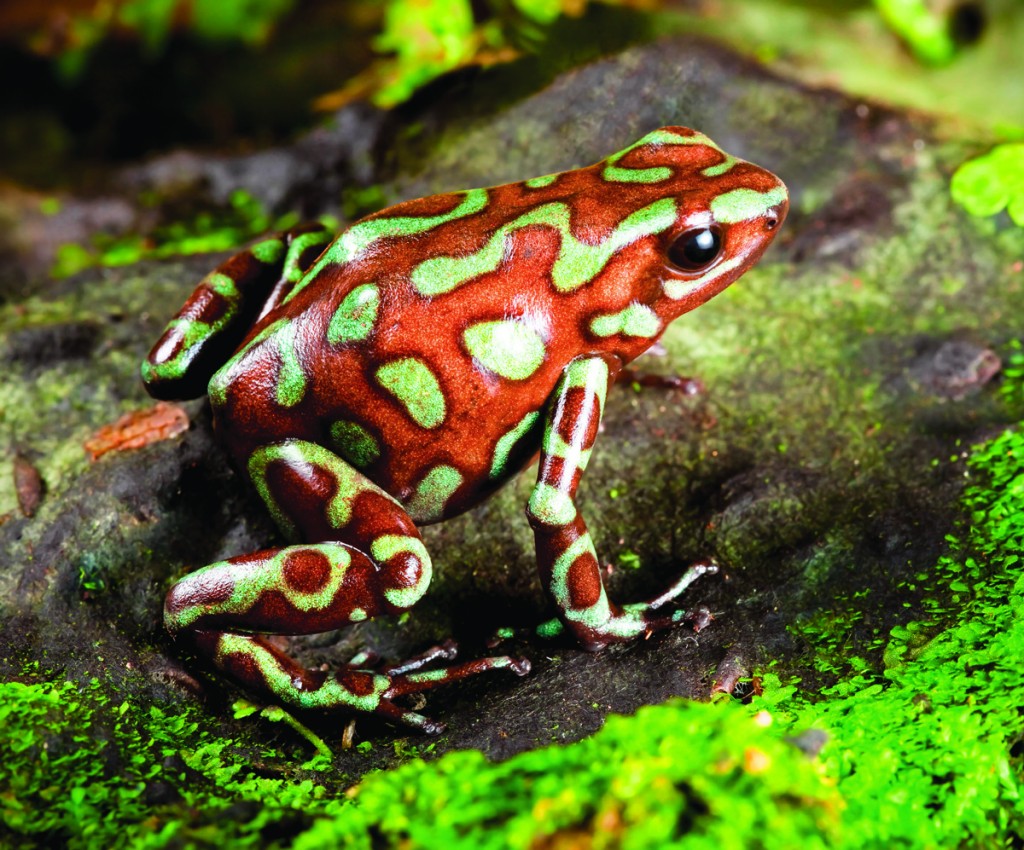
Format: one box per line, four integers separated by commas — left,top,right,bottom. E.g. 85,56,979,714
328,283,380,345
407,465,463,522
525,174,558,188
710,186,788,224
375,358,446,429
463,319,546,380
330,420,381,468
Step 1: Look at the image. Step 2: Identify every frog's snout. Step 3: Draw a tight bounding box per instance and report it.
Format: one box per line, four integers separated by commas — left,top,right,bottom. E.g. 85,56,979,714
763,181,789,234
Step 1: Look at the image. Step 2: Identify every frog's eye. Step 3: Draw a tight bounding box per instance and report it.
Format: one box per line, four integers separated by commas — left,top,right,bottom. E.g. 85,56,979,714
667,227,722,272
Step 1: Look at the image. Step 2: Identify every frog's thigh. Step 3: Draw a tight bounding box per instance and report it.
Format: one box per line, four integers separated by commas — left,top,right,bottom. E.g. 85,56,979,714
165,439,431,639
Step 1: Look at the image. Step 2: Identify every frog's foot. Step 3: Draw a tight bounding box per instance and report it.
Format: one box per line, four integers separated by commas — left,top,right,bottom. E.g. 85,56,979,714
617,367,703,396
565,565,716,651
191,630,528,734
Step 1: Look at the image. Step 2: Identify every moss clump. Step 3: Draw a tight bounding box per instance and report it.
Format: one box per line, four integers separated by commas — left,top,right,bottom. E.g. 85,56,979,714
757,373,1024,847
0,675,339,849
297,700,839,849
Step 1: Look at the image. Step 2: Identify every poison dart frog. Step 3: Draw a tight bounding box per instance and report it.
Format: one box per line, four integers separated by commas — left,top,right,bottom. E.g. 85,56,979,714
143,127,788,733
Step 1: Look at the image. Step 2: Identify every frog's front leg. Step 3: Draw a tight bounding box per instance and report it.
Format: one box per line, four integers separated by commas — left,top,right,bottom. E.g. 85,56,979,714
164,439,528,733
142,223,332,400
526,356,716,651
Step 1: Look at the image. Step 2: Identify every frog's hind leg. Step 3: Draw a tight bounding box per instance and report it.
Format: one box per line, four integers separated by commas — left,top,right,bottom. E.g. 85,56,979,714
142,223,332,400
164,439,529,732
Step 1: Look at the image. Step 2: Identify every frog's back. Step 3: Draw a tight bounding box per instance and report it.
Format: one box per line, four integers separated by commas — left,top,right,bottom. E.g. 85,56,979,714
207,126,788,523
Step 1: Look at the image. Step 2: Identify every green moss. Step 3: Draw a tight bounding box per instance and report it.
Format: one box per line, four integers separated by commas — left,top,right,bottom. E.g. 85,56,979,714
0,675,344,848
755,386,1024,846
51,191,300,279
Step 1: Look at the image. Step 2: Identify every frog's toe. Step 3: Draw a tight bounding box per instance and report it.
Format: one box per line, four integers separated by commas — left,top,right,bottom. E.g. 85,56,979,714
382,639,459,675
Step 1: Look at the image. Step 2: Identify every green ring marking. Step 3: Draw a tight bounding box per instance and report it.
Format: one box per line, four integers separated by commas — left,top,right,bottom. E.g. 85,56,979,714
283,229,332,283
371,535,432,609
375,358,447,429
217,633,391,712
601,128,723,184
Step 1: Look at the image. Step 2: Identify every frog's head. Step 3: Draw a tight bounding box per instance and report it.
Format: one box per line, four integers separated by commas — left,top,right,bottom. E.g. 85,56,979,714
599,126,788,316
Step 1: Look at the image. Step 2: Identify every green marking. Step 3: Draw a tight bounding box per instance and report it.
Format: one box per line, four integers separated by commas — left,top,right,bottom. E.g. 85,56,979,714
250,237,285,264
524,174,558,188
274,321,307,408
702,154,737,177
284,189,488,304
167,543,353,633
375,358,446,429
541,357,608,473
217,633,390,712
490,410,540,479
601,128,722,184
371,535,432,609
209,272,240,298
663,255,744,301
329,420,381,468
208,318,285,407
588,303,661,338
248,440,400,537
412,199,677,296
327,283,380,345
549,531,613,630
407,464,463,522
710,185,788,224
282,228,332,283
528,482,577,526
463,319,546,380
143,267,248,386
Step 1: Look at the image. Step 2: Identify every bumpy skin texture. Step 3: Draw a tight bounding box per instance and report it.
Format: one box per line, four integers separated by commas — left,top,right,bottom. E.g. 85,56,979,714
143,127,788,732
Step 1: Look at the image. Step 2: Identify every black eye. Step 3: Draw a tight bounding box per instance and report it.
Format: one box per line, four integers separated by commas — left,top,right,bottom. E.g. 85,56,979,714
667,227,722,272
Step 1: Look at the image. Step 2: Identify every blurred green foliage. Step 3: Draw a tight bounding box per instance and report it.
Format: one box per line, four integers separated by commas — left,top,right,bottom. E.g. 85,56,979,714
873,0,957,64
952,143,1024,227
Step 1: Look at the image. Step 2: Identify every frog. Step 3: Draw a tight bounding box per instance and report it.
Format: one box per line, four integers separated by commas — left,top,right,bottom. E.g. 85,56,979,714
142,127,788,733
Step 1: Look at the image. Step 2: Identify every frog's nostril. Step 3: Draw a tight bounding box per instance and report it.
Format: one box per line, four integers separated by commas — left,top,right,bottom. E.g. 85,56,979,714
765,214,779,231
